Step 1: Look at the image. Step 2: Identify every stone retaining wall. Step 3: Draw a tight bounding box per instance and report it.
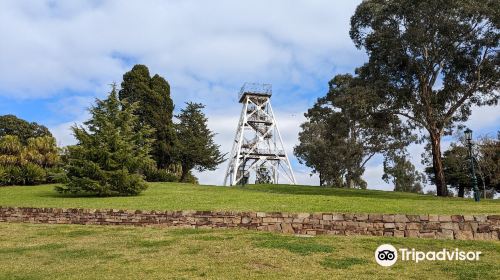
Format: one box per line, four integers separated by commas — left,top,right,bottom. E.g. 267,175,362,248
0,206,498,241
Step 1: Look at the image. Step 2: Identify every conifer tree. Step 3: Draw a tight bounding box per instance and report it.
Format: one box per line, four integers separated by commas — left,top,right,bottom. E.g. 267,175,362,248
57,84,154,196
119,65,177,169
176,102,225,182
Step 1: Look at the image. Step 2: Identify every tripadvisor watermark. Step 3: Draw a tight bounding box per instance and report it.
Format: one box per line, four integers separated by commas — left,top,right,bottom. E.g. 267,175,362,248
375,244,482,267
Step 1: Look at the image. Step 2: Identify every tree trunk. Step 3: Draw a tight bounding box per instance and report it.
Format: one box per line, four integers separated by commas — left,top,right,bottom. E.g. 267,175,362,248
430,132,447,196
345,172,352,189
458,185,464,198
180,165,189,182
319,172,324,187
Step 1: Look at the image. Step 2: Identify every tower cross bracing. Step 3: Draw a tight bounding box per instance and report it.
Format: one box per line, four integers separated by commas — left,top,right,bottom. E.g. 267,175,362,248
223,83,297,186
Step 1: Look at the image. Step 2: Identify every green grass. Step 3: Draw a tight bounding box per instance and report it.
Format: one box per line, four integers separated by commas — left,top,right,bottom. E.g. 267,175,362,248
0,183,498,214
0,223,498,280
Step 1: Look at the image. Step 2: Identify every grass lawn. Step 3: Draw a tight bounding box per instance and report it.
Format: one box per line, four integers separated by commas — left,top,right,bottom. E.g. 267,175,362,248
0,223,498,280
0,183,498,215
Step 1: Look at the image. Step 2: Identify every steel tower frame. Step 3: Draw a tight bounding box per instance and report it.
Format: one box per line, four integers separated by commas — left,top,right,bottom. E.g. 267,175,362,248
223,83,297,186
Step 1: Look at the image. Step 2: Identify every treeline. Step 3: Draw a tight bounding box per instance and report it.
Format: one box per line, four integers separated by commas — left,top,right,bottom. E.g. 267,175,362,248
424,134,500,198
0,115,62,185
0,65,225,196
295,0,500,197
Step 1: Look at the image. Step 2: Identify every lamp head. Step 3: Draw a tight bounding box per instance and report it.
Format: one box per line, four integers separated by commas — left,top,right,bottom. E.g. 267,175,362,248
464,128,473,142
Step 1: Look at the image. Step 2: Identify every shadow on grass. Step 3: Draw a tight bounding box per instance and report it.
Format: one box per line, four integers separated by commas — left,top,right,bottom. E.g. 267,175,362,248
241,184,475,202
37,190,149,199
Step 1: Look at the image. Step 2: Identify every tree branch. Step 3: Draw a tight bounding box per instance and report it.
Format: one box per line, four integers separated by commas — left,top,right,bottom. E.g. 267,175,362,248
443,47,490,125
361,152,376,169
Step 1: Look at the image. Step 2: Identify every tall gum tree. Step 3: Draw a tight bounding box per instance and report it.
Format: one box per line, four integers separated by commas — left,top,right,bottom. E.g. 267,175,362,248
350,0,499,196
295,74,411,188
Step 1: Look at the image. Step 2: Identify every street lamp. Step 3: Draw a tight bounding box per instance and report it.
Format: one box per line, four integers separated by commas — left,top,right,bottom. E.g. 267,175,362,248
464,128,480,202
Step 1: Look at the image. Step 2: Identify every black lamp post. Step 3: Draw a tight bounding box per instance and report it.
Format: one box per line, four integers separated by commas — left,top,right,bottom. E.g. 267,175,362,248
464,129,480,202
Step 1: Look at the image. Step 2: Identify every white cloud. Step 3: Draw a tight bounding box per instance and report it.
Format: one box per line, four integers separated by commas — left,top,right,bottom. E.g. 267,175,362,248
0,0,362,99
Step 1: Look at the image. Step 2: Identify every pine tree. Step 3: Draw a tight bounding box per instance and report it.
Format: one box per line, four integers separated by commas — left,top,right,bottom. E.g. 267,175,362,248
57,84,154,196
119,65,177,170
176,102,225,182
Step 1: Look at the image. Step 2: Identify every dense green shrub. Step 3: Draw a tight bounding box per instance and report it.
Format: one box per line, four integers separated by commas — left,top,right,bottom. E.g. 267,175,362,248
0,135,60,186
182,171,199,184
143,165,178,182
22,163,46,185
46,167,68,184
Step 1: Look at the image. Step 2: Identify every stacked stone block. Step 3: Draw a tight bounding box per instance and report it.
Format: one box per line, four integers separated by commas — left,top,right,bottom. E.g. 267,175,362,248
0,207,498,241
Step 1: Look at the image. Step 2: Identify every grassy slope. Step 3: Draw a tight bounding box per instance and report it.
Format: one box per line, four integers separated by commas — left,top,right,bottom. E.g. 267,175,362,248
0,183,498,214
0,223,498,280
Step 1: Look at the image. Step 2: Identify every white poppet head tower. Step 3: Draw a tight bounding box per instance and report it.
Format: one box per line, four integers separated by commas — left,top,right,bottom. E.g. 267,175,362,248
223,83,297,186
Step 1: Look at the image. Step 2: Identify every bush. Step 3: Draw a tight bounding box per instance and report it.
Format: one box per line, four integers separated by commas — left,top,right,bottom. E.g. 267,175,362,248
181,171,199,184
0,164,45,186
22,163,46,185
144,165,178,182
46,167,68,184
0,166,7,185
0,165,21,185
0,134,62,186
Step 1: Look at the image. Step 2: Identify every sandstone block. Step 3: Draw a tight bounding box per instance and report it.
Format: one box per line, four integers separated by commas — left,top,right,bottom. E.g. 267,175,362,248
407,215,420,222
323,214,333,221
331,214,344,221
354,214,368,221
455,231,474,240
394,214,409,223
368,214,383,222
419,215,429,221
474,215,487,222
262,217,278,223
296,213,310,219
423,222,440,230
419,232,436,239
438,215,452,222
436,229,454,239
395,223,406,230
256,212,266,218
477,224,490,233
451,215,464,222
463,215,474,221
384,223,395,229
382,215,395,222
394,230,405,237
440,222,459,231
428,215,439,222
487,215,500,221
405,230,419,238
406,223,420,230
344,214,354,221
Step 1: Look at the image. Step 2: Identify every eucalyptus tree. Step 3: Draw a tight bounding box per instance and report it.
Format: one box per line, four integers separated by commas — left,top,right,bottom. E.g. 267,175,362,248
350,0,499,195
295,74,411,188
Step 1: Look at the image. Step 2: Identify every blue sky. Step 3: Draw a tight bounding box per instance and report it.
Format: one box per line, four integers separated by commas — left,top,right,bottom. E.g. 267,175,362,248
1,0,498,191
